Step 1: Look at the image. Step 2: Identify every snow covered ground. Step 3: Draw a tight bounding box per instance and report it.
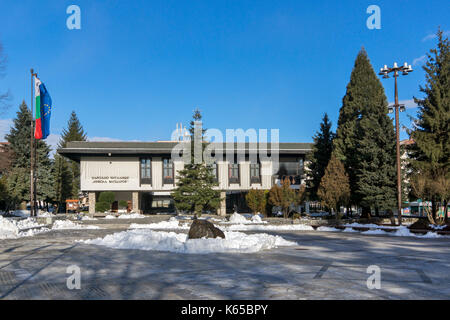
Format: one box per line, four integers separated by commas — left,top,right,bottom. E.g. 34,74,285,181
52,220,101,230
81,229,297,254
130,217,190,230
0,216,49,239
104,213,146,219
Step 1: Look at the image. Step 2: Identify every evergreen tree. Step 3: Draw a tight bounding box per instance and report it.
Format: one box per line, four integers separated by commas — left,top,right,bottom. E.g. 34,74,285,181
57,111,87,198
306,113,335,200
334,48,396,214
317,154,350,215
245,189,267,215
408,28,449,218
53,154,73,212
5,101,54,205
172,110,221,216
268,179,304,219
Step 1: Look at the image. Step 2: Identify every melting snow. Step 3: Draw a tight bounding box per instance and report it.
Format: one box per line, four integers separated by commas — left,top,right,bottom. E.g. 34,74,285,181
52,220,100,230
0,216,48,239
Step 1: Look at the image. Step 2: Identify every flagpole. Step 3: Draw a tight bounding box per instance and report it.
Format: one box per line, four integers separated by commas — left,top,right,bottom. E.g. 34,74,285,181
30,69,35,217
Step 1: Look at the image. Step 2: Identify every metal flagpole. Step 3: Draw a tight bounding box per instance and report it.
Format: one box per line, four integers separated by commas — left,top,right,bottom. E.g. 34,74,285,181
30,69,35,217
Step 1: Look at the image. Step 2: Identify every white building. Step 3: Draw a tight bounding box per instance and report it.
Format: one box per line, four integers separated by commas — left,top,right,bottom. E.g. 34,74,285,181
58,141,312,215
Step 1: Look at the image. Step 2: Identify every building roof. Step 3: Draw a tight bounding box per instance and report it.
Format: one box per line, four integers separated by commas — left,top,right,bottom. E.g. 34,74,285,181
58,141,313,160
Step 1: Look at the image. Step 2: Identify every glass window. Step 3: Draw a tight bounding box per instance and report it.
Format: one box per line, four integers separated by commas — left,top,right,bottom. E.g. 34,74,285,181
250,162,260,183
140,158,151,184
163,158,174,184
229,163,239,184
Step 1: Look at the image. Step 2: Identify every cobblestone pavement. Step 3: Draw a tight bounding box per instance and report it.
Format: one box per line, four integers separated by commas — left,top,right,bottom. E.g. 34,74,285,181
1,217,450,299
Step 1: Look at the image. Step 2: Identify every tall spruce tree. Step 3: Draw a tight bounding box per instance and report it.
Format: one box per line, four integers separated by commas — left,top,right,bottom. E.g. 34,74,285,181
172,110,221,216
57,111,87,198
334,48,396,214
408,28,450,218
5,101,54,205
306,113,335,200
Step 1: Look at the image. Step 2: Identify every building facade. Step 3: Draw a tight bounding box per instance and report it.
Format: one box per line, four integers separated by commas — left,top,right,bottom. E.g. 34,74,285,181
58,141,312,215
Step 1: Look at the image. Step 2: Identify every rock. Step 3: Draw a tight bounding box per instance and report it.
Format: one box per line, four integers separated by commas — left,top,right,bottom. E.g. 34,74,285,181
188,219,225,239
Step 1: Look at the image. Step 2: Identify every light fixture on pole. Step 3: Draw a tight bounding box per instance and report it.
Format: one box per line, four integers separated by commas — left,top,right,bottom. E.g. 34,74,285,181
379,62,413,226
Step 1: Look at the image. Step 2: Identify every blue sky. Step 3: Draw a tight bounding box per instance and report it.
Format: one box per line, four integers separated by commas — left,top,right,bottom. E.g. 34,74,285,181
0,0,448,150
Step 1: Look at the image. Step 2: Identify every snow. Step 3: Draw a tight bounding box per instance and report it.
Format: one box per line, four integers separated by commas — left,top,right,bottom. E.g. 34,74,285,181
224,212,267,224
117,213,146,219
130,217,190,230
81,216,98,221
0,216,48,239
317,226,341,232
223,223,314,231
104,213,146,219
52,220,100,230
81,229,297,254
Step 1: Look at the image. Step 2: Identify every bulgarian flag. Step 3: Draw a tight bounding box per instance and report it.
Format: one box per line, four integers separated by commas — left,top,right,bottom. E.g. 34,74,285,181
34,77,52,140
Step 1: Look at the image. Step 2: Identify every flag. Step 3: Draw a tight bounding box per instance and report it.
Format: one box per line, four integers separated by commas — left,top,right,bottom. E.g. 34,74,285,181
34,77,52,140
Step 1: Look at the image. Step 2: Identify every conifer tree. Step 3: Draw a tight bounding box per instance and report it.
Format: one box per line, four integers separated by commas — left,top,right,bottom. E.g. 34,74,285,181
306,113,335,200
408,28,449,219
57,111,87,198
268,179,304,219
5,101,54,205
245,189,267,215
317,154,350,215
334,48,396,214
172,109,221,216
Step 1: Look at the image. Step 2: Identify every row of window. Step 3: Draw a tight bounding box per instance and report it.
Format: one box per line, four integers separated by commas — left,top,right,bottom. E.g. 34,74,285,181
139,158,261,185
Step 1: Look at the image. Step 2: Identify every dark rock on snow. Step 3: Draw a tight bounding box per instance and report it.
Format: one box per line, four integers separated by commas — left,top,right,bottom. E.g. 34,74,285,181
188,218,225,239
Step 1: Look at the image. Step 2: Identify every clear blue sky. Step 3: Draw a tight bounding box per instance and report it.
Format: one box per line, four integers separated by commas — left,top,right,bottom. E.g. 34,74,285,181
0,0,448,150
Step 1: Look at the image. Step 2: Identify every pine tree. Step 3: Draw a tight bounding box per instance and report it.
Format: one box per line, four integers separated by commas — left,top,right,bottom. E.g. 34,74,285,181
334,48,396,214
245,189,267,215
53,154,73,211
408,28,450,219
172,109,221,216
306,113,335,200
57,111,87,198
268,179,304,219
317,154,350,215
5,101,54,205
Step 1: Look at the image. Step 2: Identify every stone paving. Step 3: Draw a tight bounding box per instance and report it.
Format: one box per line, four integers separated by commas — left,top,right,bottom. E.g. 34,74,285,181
1,217,450,299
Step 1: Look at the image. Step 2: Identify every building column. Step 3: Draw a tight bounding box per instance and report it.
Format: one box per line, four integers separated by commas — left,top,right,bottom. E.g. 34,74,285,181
88,192,96,215
218,191,226,216
132,191,139,213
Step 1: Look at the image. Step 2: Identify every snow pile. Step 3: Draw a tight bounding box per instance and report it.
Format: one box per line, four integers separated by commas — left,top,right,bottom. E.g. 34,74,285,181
0,216,48,239
104,215,117,219
81,216,98,221
229,212,249,224
224,223,314,231
129,217,190,230
52,220,100,230
81,229,297,254
117,213,146,219
317,226,341,232
37,211,53,217
226,212,267,224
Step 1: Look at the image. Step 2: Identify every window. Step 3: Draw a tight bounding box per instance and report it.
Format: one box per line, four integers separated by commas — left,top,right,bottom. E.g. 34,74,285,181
250,162,261,184
229,163,239,184
163,158,174,184
140,158,151,184
278,157,304,185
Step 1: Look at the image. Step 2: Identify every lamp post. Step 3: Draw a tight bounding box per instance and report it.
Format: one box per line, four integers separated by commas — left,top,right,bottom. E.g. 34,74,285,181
379,62,413,226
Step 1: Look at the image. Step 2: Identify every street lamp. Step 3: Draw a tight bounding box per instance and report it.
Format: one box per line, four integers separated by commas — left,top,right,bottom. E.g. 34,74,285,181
379,62,413,226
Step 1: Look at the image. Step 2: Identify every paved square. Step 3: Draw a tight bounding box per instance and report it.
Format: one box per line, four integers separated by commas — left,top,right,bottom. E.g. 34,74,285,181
1,219,450,299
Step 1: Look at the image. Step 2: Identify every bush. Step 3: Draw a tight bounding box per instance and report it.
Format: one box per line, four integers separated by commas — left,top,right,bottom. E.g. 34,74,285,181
98,192,115,204
245,189,266,214
118,200,128,209
95,201,110,213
